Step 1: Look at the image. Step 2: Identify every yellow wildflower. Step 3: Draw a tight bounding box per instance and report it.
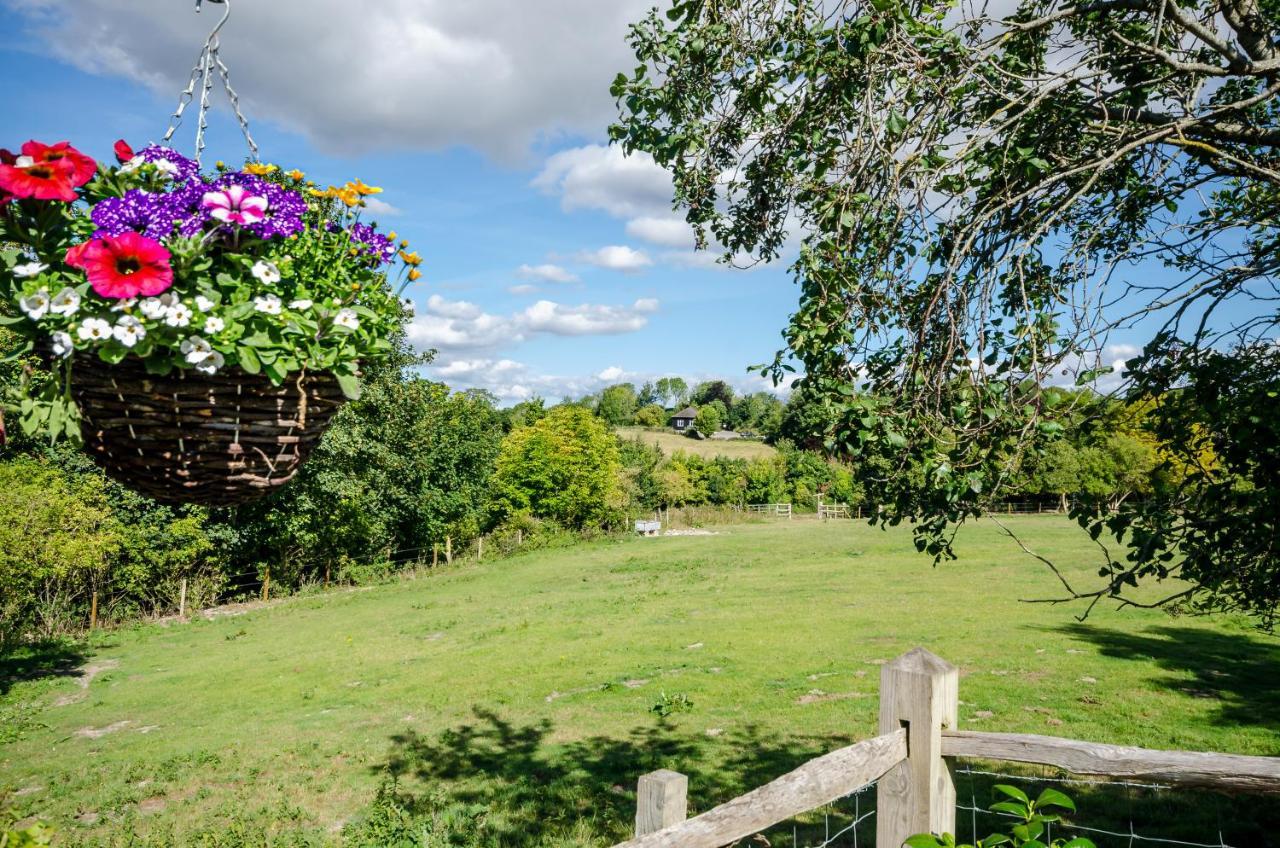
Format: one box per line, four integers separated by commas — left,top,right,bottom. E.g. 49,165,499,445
243,162,278,176
408,268,423,282
399,239,409,248
346,179,383,196
399,250,422,266
286,169,305,181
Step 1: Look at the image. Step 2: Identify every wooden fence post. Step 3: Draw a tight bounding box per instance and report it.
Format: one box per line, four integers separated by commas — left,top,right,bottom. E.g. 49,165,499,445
432,543,439,567
262,567,271,602
178,578,187,619
446,536,453,565
876,648,959,848
635,769,688,837
477,537,484,561
89,589,98,630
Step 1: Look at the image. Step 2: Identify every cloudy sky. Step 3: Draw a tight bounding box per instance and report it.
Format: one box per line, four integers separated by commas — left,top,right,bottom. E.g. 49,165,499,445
0,0,799,404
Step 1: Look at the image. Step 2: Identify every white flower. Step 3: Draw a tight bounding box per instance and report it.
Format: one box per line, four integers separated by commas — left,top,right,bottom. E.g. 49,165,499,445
195,295,216,313
254,294,282,315
12,261,48,278
333,308,360,331
203,315,225,334
331,297,343,306
194,350,225,375
180,335,213,365
113,316,146,347
139,297,168,320
401,297,415,316
251,260,282,285
50,331,74,358
15,155,35,168
49,287,81,317
119,155,144,173
154,159,179,180
110,297,138,312
77,317,112,342
288,299,313,311
19,288,51,320
165,303,194,328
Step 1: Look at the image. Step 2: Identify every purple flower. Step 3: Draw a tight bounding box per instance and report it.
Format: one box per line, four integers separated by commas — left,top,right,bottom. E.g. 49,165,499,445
209,173,307,239
349,222,396,264
126,145,201,183
90,173,308,242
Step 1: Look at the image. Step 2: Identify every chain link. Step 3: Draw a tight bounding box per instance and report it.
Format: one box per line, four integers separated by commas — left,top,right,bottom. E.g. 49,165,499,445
162,0,258,164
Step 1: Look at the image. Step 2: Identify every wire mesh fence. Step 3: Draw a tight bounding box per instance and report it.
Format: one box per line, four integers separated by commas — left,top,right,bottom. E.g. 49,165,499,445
953,761,1280,848
750,782,879,847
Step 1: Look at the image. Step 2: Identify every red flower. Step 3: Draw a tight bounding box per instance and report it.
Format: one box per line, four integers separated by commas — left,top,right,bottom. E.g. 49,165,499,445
114,139,135,164
0,149,13,204
0,157,76,201
75,233,174,300
65,241,93,269
22,140,97,187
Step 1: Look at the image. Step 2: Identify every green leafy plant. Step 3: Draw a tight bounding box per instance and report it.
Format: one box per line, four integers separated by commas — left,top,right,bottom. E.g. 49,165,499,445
905,785,1096,848
0,822,53,847
650,691,694,717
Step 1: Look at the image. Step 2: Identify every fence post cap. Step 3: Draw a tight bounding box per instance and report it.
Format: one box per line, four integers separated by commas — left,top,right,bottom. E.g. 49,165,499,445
884,647,956,676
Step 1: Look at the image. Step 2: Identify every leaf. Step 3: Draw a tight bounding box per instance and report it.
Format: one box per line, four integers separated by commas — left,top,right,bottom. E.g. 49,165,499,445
904,836,946,848
1034,788,1076,812
992,785,1030,805
238,346,261,375
335,371,362,400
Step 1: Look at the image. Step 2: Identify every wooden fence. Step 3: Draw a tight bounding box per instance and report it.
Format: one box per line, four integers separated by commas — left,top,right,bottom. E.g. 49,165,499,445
742,503,793,519
613,648,1280,848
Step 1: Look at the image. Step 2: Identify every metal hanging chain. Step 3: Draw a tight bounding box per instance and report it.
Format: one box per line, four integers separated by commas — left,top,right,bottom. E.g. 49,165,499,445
162,0,259,164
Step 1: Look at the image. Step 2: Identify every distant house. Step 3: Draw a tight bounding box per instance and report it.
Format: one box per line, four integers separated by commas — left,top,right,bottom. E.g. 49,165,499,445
669,406,698,431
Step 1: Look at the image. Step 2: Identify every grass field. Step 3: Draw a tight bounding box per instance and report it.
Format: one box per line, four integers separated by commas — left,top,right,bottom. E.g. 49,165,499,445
614,426,779,461
3,518,1279,847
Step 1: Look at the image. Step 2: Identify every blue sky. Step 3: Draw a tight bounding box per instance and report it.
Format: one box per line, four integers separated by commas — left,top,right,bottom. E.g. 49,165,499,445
0,0,800,405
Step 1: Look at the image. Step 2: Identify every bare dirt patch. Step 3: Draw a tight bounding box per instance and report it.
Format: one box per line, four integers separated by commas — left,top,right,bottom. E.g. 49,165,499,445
54,659,120,707
74,720,133,739
796,689,868,705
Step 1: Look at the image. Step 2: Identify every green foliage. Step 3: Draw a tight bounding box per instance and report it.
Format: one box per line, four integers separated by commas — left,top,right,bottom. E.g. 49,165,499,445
492,405,624,528
0,456,117,645
907,786,1095,848
0,823,53,847
596,382,639,425
633,403,667,428
649,691,694,717
654,376,689,408
692,404,722,437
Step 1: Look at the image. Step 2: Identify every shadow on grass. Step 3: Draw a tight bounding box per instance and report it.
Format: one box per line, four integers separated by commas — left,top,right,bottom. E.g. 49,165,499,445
0,639,88,697
1055,624,1280,734
351,707,853,847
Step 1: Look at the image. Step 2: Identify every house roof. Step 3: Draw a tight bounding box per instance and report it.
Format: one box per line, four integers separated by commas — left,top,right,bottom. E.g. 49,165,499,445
671,406,699,419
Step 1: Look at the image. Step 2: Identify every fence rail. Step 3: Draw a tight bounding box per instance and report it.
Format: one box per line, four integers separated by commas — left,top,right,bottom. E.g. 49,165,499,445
743,503,793,518
613,647,1280,847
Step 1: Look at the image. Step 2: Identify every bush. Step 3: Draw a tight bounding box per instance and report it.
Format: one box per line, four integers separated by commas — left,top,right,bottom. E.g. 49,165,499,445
633,404,667,428
693,405,722,437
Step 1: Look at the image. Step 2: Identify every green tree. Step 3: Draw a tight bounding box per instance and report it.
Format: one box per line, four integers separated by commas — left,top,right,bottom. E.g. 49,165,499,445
596,383,639,425
491,406,624,528
613,0,1280,624
504,397,547,432
693,405,722,437
691,380,735,410
0,457,118,645
655,376,689,409
634,404,667,428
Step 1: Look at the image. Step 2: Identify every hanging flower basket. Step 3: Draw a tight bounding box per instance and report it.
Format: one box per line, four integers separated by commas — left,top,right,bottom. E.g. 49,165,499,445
72,352,347,505
0,140,420,504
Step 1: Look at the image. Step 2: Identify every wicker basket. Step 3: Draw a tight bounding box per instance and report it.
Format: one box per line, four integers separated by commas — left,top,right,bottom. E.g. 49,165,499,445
70,353,347,507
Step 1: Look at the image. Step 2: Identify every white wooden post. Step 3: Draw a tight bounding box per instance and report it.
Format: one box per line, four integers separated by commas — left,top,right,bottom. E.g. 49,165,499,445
876,648,958,848
635,769,688,836
178,578,187,619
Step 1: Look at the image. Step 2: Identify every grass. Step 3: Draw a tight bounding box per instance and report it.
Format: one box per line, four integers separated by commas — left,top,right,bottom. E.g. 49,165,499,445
614,425,779,461
2,517,1279,846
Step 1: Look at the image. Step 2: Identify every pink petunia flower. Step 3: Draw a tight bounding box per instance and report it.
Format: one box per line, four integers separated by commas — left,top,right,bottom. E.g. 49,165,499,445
201,184,268,226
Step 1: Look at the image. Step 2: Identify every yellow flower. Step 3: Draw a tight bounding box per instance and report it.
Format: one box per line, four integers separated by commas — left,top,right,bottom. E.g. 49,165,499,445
388,231,398,240
286,169,305,181
346,179,383,196
215,160,226,170
310,187,332,198
243,162,278,176
399,240,409,248
351,283,362,291
399,250,423,266
408,268,422,282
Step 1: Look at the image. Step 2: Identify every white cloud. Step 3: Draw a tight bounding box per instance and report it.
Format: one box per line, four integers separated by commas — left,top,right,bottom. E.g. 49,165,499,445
576,245,652,272
517,263,579,284
596,365,626,381
626,215,694,248
1049,343,1140,394
507,283,538,295
523,298,658,335
361,197,402,217
406,294,660,352
532,144,674,218
9,0,653,160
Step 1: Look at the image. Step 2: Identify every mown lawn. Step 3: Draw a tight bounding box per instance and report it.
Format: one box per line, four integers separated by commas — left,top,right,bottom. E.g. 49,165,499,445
3,517,1278,847
614,426,779,461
